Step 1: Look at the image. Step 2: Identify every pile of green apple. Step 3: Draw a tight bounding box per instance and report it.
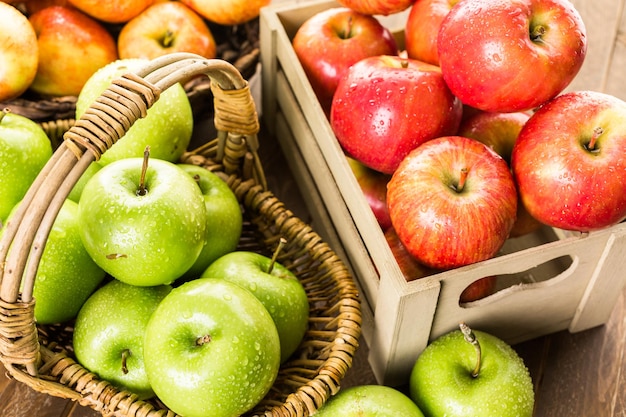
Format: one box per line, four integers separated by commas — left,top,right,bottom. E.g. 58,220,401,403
0,59,310,417
0,0,268,103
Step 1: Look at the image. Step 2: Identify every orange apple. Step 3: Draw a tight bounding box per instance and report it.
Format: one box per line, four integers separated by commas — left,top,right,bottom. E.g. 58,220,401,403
0,3,38,101
181,0,270,26
28,6,118,97
118,1,217,61
67,0,153,23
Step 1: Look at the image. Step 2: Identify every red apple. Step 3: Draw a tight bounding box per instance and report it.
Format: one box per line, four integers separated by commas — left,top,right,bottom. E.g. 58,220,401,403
457,110,544,237
384,227,435,282
67,0,153,23
292,7,398,117
437,0,587,113
405,0,458,65
118,1,217,61
181,0,270,25
28,6,118,97
511,91,626,232
331,55,463,175
23,0,68,14
0,2,38,101
387,136,518,269
385,227,497,302
459,276,497,304
457,111,530,164
336,0,414,16
347,156,393,231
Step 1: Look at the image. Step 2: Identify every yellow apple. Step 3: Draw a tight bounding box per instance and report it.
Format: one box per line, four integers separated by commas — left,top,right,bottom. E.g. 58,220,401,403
0,3,38,101
67,0,154,23
118,1,217,60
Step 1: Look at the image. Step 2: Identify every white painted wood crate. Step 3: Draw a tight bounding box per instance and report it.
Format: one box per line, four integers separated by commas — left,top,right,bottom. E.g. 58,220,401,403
260,0,626,386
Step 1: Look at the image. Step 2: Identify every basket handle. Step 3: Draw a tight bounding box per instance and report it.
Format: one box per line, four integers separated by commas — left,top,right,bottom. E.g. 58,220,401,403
0,53,263,375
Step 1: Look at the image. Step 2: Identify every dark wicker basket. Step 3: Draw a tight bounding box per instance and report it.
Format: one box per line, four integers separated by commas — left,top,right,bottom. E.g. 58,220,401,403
0,53,361,417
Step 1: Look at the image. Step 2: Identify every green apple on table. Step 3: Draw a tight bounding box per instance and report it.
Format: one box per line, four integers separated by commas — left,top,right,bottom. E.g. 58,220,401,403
73,280,172,399
410,323,535,417
2,199,106,324
177,163,242,280
77,154,208,286
314,385,424,416
143,278,281,417
0,2,38,101
202,247,309,363
75,58,193,166
0,109,52,224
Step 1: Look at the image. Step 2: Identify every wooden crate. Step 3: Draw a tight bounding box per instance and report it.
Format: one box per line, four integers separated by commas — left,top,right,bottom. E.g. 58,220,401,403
260,0,626,386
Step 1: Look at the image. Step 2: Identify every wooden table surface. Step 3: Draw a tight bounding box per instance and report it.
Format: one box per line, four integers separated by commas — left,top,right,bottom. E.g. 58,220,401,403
1,128,625,416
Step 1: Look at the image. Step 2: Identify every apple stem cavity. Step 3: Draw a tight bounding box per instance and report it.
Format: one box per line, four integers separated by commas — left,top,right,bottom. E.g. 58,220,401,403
137,146,151,197
586,127,603,152
530,23,547,43
196,334,212,346
340,16,354,39
160,30,175,48
460,322,482,378
267,237,287,274
121,349,131,374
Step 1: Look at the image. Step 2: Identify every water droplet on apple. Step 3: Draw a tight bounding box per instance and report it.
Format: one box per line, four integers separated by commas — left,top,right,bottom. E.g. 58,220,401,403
254,341,261,351
223,293,232,301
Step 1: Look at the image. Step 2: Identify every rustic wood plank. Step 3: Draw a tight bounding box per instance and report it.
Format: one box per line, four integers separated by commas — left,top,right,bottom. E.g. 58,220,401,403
0,374,71,417
604,0,626,100
517,287,625,417
566,0,624,95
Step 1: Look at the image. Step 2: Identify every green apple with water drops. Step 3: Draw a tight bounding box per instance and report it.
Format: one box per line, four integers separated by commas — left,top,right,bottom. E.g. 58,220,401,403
68,161,103,203
75,58,193,166
143,278,281,417
73,280,172,399
2,199,106,324
0,109,52,224
202,247,309,363
178,163,242,280
77,154,208,286
409,323,534,417
314,385,425,416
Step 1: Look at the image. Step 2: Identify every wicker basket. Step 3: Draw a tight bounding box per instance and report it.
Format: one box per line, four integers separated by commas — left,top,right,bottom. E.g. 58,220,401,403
0,53,361,417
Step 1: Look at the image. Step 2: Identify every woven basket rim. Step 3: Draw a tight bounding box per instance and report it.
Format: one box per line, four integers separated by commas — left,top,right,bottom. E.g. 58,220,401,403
0,53,361,417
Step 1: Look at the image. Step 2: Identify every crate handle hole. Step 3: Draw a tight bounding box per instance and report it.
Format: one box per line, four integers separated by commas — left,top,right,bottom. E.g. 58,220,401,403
458,254,575,308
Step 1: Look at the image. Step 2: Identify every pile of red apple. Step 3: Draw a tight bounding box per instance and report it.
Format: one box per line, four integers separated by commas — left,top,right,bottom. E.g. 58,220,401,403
0,0,269,101
293,0,626,288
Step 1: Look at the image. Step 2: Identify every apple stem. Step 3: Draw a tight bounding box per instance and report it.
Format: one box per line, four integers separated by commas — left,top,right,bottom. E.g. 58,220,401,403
452,168,469,193
196,334,212,346
267,237,287,274
121,349,131,374
586,127,603,151
0,108,9,123
460,322,482,378
137,146,150,196
340,16,353,39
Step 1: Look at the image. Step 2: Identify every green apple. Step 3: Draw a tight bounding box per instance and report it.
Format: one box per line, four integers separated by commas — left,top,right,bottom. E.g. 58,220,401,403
314,385,425,416
177,164,242,279
2,199,106,324
77,155,208,286
143,278,281,417
67,161,103,203
0,109,53,224
75,58,193,166
73,280,172,399
409,324,534,417
202,249,309,363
